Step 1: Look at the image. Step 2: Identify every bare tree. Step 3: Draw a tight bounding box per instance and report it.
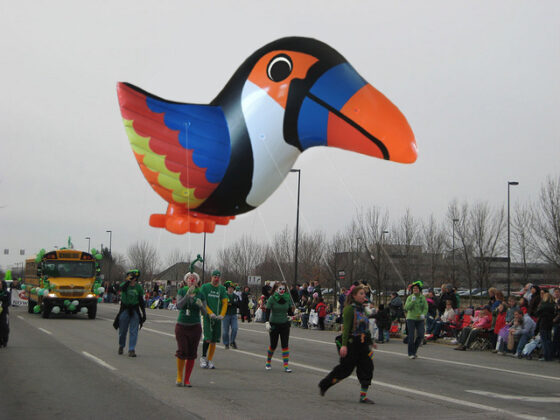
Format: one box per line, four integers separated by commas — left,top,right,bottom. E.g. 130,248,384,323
422,214,447,285
217,235,264,286
392,209,422,286
512,203,535,282
297,230,327,285
165,248,191,268
531,175,560,270
352,207,395,297
127,241,160,282
448,200,474,295
470,202,505,292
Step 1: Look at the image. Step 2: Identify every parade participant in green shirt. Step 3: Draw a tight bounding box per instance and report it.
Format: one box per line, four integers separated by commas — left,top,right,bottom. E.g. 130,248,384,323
319,285,376,404
199,270,228,369
175,272,206,387
404,281,428,359
115,270,146,357
264,282,295,372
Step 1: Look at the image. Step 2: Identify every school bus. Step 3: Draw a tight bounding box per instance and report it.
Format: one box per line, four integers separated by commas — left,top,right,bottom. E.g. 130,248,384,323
24,249,99,319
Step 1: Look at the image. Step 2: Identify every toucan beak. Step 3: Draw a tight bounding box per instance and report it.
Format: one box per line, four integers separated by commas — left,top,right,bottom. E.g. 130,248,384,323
297,63,417,163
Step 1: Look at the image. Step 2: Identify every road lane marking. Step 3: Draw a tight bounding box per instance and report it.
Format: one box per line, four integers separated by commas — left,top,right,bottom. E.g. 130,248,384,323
17,315,24,320
38,328,52,335
238,327,560,382
466,390,560,403
230,348,543,420
142,327,174,338
82,351,117,371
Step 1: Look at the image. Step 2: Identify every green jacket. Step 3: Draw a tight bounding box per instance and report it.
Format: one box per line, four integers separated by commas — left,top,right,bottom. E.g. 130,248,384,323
404,293,428,320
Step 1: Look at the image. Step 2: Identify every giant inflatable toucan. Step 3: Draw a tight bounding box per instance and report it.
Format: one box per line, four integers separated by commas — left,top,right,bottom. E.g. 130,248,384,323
117,37,417,234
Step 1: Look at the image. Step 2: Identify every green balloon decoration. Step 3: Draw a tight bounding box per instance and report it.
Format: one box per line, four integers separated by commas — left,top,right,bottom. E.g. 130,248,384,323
52,306,61,314
20,284,26,290
5,270,12,281
64,300,70,307
68,304,76,311
91,248,97,255
42,289,49,296
98,297,102,303
33,305,41,313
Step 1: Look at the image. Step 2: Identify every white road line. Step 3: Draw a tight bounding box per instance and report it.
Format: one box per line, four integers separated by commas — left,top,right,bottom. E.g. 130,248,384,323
38,327,52,335
141,327,174,338
17,315,24,320
466,390,560,403
82,351,117,371
99,320,548,419
238,327,560,382
230,348,543,420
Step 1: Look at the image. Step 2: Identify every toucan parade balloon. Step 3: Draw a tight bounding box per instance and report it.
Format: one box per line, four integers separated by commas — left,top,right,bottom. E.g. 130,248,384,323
117,37,417,234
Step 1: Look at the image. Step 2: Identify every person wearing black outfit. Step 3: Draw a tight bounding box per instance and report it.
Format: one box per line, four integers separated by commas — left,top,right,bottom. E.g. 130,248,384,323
527,285,542,318
373,304,391,343
438,284,457,316
239,286,252,323
535,292,556,361
0,280,11,348
319,285,376,404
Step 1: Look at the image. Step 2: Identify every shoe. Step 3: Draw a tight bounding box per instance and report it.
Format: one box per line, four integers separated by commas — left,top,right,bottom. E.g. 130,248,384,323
538,357,545,361
184,382,192,387
128,350,136,357
319,384,327,397
284,367,292,373
200,357,208,369
265,364,272,370
497,351,504,355
450,339,458,345
176,381,183,387
118,346,123,355
360,398,375,404
231,342,237,349
207,361,215,369
224,345,230,350
408,355,415,359
454,346,466,351
491,349,498,353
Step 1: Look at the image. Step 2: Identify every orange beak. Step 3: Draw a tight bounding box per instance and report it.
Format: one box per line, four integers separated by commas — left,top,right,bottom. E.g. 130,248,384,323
296,63,417,164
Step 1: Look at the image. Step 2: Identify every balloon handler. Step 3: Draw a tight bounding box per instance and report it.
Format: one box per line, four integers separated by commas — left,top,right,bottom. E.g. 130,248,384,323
199,270,228,369
318,285,376,404
264,282,296,372
175,271,206,387
0,280,11,348
113,270,146,357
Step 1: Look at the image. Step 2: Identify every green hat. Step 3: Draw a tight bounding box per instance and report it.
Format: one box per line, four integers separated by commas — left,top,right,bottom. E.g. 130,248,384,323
211,270,221,277
224,281,233,288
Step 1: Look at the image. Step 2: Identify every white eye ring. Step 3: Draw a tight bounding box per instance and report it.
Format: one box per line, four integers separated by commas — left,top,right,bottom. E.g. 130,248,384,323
267,55,292,82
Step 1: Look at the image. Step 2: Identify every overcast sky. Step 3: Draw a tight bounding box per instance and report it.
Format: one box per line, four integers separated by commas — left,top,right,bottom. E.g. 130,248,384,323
1,1,559,271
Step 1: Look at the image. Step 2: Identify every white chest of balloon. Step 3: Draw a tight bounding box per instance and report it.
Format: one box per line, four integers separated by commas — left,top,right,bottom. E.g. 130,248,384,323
241,81,300,207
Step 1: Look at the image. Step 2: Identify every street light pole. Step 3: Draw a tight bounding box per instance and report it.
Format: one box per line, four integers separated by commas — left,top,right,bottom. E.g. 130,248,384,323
290,169,301,286
452,218,458,285
507,181,519,297
106,230,112,255
85,237,91,253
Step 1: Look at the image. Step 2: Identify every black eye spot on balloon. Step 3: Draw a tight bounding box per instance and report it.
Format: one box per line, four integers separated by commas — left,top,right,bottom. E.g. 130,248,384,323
267,54,293,82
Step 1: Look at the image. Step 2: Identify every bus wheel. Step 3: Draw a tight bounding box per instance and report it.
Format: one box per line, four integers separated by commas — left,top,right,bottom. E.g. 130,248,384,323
88,302,97,319
41,302,51,319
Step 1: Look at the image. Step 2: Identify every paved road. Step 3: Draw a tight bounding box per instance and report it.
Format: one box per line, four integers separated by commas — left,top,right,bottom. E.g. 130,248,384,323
1,304,559,419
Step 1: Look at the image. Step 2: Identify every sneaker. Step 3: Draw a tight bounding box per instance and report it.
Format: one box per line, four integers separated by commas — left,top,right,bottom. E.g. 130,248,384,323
454,346,466,351
491,349,498,353
318,384,327,397
265,365,272,371
360,398,375,404
450,339,458,345
118,346,123,355
128,350,136,357
184,382,192,388
224,345,230,350
176,381,183,387
497,351,504,355
538,357,545,361
284,367,292,373
200,357,208,369
231,342,238,349
408,355,415,359
207,361,215,369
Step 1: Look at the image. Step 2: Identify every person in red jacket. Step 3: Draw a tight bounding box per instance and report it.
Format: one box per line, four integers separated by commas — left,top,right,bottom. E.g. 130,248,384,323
316,298,327,330
491,303,507,349
454,305,492,351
